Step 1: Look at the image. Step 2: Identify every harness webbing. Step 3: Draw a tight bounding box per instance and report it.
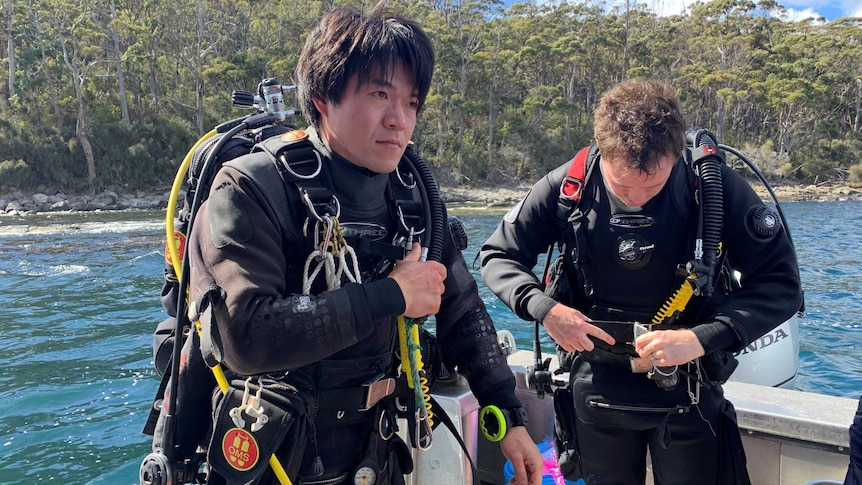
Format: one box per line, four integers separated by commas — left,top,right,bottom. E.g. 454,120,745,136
560,145,591,202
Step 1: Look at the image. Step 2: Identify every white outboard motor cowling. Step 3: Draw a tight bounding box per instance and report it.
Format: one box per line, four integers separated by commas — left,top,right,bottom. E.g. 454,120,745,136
729,314,800,388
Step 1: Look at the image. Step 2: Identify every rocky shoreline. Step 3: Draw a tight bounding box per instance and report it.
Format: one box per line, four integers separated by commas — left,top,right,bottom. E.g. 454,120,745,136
440,181,862,207
0,181,860,216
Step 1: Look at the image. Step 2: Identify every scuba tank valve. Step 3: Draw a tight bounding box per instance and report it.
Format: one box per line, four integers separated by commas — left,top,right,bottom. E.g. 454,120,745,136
232,78,300,122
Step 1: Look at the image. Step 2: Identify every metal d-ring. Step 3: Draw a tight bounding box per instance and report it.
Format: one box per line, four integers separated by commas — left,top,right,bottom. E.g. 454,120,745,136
396,205,425,236
395,166,416,189
300,188,341,222
281,150,322,180
378,410,394,441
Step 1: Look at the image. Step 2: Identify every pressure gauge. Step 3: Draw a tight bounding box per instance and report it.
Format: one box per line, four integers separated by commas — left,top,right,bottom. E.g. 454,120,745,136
353,463,377,485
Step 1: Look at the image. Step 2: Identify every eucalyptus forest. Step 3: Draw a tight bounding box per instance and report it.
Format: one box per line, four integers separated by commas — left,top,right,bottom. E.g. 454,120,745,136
1,0,861,193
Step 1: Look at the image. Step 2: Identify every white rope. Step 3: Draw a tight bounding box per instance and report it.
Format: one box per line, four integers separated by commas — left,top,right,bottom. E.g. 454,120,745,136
301,215,362,294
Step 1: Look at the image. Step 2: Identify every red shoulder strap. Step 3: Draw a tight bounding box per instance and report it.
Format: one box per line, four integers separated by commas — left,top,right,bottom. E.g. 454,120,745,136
560,146,591,202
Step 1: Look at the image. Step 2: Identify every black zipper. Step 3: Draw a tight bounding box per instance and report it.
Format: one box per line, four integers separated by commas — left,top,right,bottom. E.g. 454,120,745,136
587,400,690,414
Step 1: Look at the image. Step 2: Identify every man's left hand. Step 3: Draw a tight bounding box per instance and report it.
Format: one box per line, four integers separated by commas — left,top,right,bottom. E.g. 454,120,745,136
635,328,705,367
500,426,543,485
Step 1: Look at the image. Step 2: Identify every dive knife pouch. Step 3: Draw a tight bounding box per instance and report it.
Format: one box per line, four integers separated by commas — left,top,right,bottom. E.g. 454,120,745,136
208,379,309,484
701,349,739,384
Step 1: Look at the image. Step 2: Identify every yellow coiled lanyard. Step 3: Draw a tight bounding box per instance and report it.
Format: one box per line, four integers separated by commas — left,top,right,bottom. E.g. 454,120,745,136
397,312,434,450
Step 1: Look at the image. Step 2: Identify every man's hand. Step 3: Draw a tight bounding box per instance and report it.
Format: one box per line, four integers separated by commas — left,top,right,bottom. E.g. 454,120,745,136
635,328,705,367
500,426,543,485
388,243,447,318
541,303,616,352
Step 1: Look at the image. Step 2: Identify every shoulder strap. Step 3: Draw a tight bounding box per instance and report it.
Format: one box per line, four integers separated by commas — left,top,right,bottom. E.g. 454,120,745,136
561,145,592,201
256,129,338,222
556,145,597,227
554,145,599,298
388,156,426,238
257,130,425,266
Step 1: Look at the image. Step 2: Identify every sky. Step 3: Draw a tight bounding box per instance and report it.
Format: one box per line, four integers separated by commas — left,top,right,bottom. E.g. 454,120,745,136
645,0,862,22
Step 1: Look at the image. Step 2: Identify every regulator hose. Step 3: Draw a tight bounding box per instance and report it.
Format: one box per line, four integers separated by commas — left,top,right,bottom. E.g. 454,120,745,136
398,145,445,448
403,145,445,263
698,157,723,296
688,129,724,297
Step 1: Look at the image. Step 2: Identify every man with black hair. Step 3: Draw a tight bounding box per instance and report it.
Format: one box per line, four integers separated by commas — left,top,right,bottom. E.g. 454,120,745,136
480,79,802,484
187,3,543,485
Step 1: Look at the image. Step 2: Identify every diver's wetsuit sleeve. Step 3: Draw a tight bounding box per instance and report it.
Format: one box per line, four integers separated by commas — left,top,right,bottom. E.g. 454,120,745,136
479,162,571,324
433,210,520,409
692,167,803,353
187,164,405,376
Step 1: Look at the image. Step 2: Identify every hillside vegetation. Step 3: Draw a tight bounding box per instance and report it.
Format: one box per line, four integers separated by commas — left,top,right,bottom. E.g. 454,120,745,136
0,0,861,195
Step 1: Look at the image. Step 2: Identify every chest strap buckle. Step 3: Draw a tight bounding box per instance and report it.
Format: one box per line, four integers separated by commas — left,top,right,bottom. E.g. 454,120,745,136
361,377,397,411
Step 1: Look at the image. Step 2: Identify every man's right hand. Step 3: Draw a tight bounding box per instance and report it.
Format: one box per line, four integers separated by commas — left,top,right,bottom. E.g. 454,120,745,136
388,243,447,318
541,303,616,352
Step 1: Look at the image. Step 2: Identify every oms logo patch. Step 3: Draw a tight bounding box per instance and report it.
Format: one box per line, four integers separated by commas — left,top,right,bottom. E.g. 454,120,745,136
221,428,260,472
164,230,186,265
281,129,307,142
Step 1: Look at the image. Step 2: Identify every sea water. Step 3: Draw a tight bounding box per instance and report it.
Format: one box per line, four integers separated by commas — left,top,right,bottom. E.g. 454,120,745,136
0,202,859,484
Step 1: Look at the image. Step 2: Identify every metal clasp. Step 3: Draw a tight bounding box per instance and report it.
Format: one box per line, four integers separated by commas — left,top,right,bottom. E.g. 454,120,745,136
360,377,396,412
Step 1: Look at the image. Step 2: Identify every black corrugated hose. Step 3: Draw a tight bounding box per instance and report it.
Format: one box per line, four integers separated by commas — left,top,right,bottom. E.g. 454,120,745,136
689,129,724,297
403,145,445,263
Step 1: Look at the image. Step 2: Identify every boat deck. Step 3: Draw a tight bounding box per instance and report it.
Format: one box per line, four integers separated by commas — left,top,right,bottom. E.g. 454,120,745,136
406,350,857,485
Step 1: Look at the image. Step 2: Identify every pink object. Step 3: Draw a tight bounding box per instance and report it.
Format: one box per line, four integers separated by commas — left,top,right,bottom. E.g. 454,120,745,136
541,450,565,485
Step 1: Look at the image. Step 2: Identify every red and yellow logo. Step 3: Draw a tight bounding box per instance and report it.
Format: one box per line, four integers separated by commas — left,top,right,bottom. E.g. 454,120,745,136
281,129,307,142
164,230,186,265
221,428,260,472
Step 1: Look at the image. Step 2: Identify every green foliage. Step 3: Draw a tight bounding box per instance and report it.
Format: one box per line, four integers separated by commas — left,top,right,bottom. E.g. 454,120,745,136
90,119,197,190
849,164,862,186
2,0,861,192
787,138,862,182
0,160,34,189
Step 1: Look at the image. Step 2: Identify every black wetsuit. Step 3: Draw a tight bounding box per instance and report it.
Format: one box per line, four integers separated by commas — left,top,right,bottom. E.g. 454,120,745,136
480,150,802,485
188,128,519,485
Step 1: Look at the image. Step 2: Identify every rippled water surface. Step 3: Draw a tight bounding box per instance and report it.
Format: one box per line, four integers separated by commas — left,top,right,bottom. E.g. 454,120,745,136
0,202,859,483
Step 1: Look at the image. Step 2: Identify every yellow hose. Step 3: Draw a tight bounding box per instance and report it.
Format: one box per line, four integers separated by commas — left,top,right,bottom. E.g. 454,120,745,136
397,316,414,388
165,129,292,485
165,129,217,278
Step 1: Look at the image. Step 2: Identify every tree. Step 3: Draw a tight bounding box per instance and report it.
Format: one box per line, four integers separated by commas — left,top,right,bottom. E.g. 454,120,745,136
38,0,108,183
5,0,15,99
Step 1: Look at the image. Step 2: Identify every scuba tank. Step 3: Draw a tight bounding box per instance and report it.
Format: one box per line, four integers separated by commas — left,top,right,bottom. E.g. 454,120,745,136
140,78,301,485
